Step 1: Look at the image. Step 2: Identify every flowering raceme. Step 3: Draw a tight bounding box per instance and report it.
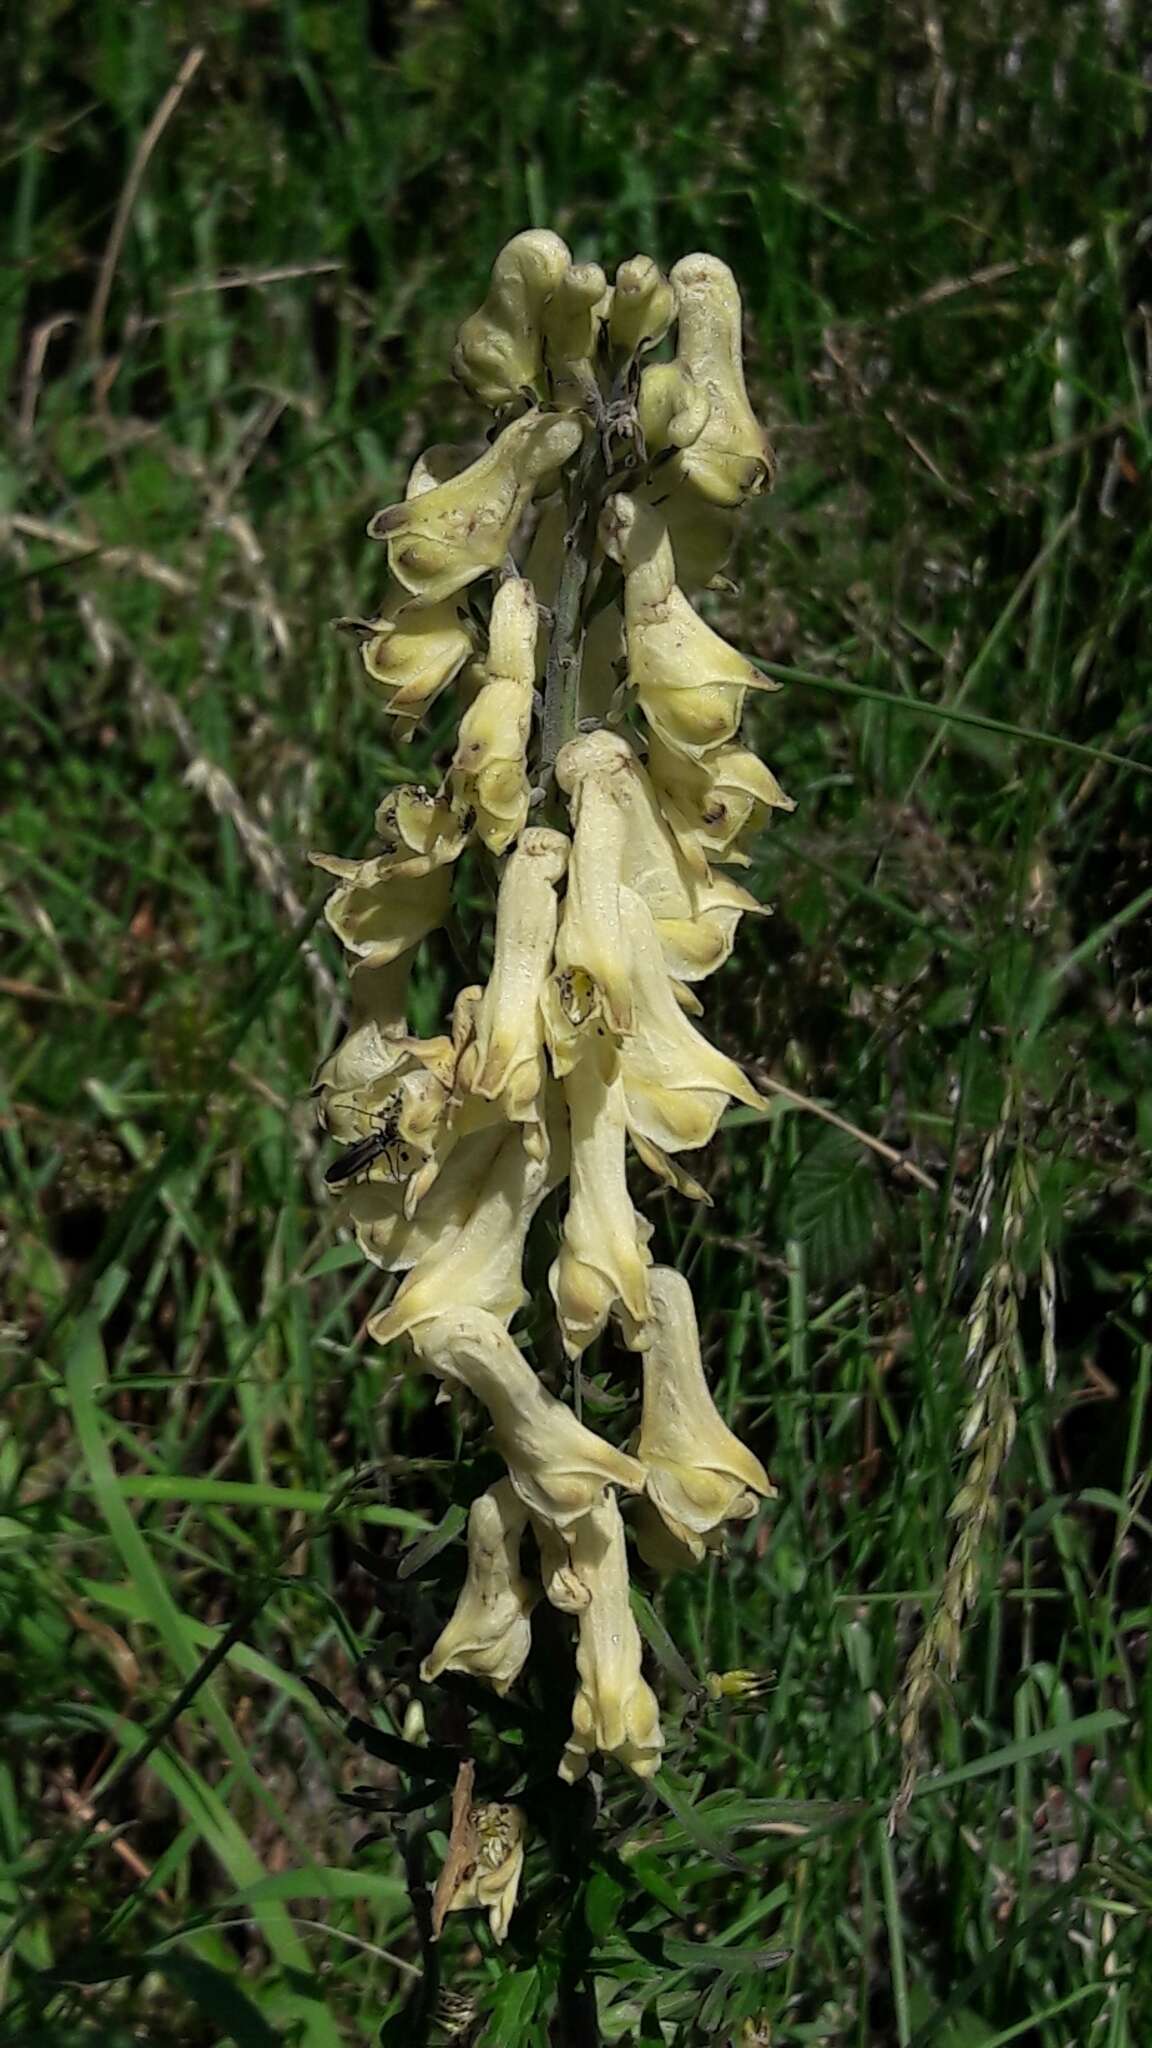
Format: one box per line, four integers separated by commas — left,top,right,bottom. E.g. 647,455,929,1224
313,232,788,1935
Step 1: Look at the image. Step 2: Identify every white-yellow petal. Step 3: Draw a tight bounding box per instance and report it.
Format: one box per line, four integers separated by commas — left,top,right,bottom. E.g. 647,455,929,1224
420,1480,536,1695
550,1050,652,1358
450,576,538,854
460,826,569,1132
349,587,474,721
668,253,774,506
412,1308,647,1528
558,1495,663,1783
609,254,675,360
369,411,584,605
312,848,453,968
452,229,572,408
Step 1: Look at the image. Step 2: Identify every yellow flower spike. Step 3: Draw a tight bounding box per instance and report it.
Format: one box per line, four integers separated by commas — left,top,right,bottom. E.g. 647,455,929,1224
608,254,675,361
631,1266,775,1559
557,1495,664,1784
617,885,767,1157
636,358,712,457
369,410,584,606
452,228,572,408
668,252,774,506
458,827,569,1140
449,575,538,853
436,1802,528,1941
346,588,475,724
601,492,779,759
541,260,610,406
411,1307,647,1528
646,732,793,872
420,1479,537,1696
369,1126,556,1345
550,1049,653,1359
552,728,637,1038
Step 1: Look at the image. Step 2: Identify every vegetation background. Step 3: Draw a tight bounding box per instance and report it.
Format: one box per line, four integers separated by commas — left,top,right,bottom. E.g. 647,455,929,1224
2,1,1150,2042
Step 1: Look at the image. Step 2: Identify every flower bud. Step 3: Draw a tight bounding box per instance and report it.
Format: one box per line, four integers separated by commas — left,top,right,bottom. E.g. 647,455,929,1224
421,1480,537,1695
609,254,675,360
369,411,584,605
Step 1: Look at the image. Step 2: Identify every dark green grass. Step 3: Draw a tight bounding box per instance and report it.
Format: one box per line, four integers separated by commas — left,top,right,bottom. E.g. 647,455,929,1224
2,2,1150,2042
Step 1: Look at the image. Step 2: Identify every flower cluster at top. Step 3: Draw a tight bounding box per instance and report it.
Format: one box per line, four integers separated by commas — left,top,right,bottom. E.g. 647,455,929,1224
313,231,792,1799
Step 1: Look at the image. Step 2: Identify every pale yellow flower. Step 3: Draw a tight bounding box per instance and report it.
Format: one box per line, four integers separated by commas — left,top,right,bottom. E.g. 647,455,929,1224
344,587,475,723
550,1048,652,1358
439,1801,527,1945
342,1120,504,1274
420,1480,536,1695
369,1127,553,1344
540,260,610,408
608,254,675,361
311,803,459,968
655,487,737,593
449,575,538,853
602,493,778,759
529,1511,590,1613
551,728,637,1039
637,358,712,458
452,228,572,408
557,1494,664,1783
456,827,569,1141
617,884,766,1156
646,732,793,872
668,253,774,506
369,410,584,605
412,1308,646,1529
632,1266,774,1559
652,868,763,984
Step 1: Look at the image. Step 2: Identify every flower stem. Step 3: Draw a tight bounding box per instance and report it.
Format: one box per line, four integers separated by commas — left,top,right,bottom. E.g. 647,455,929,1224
538,428,605,786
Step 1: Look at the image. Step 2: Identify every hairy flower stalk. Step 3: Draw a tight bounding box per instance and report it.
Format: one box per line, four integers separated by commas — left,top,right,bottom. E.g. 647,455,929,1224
313,232,789,1929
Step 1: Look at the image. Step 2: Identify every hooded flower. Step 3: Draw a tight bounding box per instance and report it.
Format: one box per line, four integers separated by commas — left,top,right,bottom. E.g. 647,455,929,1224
452,229,572,409
368,1127,554,1345
637,357,712,460
557,1494,664,1783
646,732,793,872
421,1480,537,1694
551,728,637,1039
608,254,675,363
456,827,568,1142
652,868,763,984
342,587,475,723
541,259,610,408
631,1266,774,1560
449,575,538,853
602,493,779,759
617,885,766,1157
369,410,584,605
667,253,774,506
550,1048,653,1358
311,789,464,968
412,1308,647,1528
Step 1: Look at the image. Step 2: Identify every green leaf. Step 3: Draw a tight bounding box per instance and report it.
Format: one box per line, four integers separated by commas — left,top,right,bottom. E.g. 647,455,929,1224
585,1870,626,1942
786,1125,878,1281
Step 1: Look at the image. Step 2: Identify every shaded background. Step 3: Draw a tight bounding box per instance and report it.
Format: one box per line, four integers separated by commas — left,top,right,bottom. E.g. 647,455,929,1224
2,2,1150,2043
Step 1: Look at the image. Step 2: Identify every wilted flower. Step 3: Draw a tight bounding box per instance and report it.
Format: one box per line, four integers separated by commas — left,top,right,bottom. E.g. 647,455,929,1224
370,410,584,605
450,576,538,853
412,1308,646,1528
434,1792,527,1945
452,228,572,408
557,1494,664,1783
632,1266,775,1559
421,1480,536,1695
667,253,774,506
602,492,779,759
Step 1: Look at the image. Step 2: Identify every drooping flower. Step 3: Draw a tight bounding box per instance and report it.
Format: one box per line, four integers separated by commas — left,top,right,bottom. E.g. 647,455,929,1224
369,410,584,606
646,732,793,873
452,229,572,409
342,589,475,724
631,1266,775,1561
412,1308,646,1529
667,253,774,506
368,1127,555,1345
617,885,766,1157
450,576,538,853
556,1494,664,1783
551,728,637,1040
602,493,779,759
550,1047,652,1358
420,1480,537,1695
456,826,568,1144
